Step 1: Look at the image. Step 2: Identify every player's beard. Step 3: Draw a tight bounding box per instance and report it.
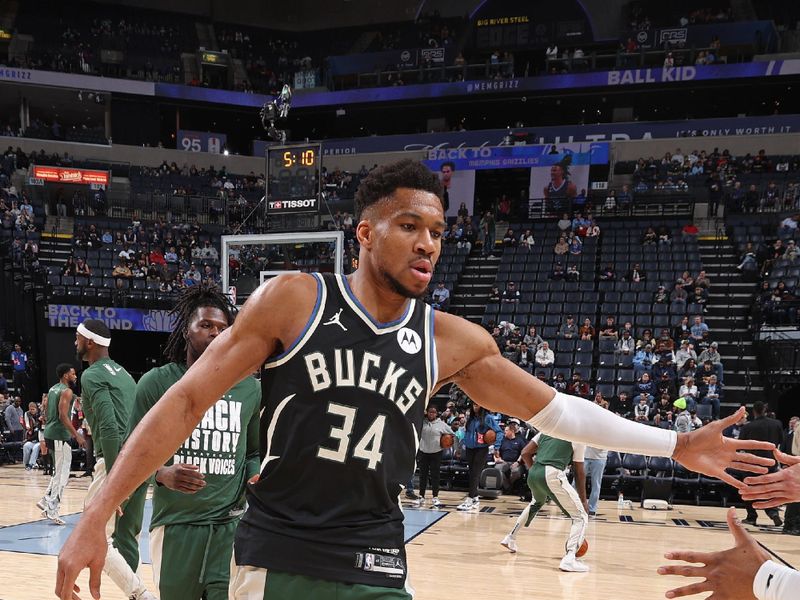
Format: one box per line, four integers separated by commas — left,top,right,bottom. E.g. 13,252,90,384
379,265,427,300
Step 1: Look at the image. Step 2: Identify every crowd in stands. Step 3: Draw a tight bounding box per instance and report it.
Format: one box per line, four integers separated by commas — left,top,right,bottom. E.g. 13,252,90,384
741,213,800,326
623,148,800,214
483,210,727,430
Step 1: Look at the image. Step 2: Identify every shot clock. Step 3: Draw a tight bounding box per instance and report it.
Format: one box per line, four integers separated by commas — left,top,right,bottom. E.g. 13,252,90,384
266,143,322,215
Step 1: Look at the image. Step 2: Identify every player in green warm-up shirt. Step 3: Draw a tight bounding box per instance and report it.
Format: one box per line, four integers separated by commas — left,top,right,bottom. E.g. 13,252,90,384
39,363,85,525
123,283,261,600
500,432,590,573
75,319,156,600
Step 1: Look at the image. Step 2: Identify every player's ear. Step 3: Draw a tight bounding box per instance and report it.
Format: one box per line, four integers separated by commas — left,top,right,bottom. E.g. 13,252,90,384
356,218,373,249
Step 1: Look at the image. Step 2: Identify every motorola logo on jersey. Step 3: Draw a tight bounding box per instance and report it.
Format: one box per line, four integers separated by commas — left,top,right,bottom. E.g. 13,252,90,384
396,328,421,354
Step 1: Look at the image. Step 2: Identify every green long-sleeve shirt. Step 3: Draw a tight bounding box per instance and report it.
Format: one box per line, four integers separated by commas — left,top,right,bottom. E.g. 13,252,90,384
80,357,136,472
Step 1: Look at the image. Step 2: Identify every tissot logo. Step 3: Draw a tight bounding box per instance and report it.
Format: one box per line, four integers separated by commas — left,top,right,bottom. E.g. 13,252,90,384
268,198,317,210
397,328,421,354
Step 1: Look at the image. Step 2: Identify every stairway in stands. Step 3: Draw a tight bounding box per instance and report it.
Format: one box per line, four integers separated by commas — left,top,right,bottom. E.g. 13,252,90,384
38,216,74,273
697,236,764,409
449,249,500,323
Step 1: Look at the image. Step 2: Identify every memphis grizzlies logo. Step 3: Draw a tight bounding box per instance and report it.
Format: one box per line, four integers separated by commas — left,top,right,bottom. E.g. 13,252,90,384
397,328,421,354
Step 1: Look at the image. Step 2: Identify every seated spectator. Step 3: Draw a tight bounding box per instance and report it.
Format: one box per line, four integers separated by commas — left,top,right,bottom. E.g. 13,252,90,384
430,281,450,311
653,393,674,428
633,345,656,378
599,264,615,280
164,246,178,264
74,257,91,277
118,244,135,262
634,394,652,423
551,372,567,392
535,341,554,367
690,286,709,310
586,220,600,237
642,227,658,245
557,213,571,232
611,391,633,419
592,391,609,410
679,376,699,408
488,286,501,302
625,263,646,282
598,316,618,340
554,237,569,255
697,342,724,380
548,263,565,280
567,373,590,398
679,358,698,380
653,285,669,304
568,236,583,255
655,328,675,352
674,315,691,340
690,316,709,341
519,229,535,249
634,371,655,397
656,370,677,398
616,329,635,354
565,265,580,282
493,422,527,492
61,256,76,276
675,339,697,369
671,282,688,304
515,343,535,372
618,321,634,339
558,315,578,339
502,228,516,248
695,270,711,289
652,352,677,380
520,326,541,349
112,259,132,278
501,281,520,303
698,374,723,419
785,239,800,262
579,318,594,340
657,226,672,245
636,328,654,350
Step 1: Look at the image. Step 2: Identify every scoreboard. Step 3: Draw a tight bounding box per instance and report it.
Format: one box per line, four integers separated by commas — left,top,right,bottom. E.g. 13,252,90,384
266,143,322,215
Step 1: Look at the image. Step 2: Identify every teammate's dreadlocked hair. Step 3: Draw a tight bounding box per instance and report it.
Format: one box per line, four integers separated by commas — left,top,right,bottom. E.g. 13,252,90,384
162,282,237,364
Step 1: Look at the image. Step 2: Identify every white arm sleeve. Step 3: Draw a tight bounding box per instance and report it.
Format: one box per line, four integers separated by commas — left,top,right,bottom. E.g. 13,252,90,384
754,561,800,600
526,392,676,457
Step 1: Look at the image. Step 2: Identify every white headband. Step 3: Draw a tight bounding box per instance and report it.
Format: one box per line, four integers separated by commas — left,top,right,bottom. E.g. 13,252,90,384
77,322,111,347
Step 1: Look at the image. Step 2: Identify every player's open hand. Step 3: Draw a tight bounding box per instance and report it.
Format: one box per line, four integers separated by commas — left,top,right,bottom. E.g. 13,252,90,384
741,449,800,509
155,463,206,494
55,511,106,600
657,507,769,599
672,407,775,489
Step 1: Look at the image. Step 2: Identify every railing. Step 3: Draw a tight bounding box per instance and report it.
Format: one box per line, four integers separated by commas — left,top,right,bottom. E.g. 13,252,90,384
523,193,695,220
545,46,724,74
329,61,514,91
104,191,227,226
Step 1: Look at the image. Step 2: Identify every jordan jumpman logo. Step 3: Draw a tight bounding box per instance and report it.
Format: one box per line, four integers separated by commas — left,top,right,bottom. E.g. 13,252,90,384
323,308,348,331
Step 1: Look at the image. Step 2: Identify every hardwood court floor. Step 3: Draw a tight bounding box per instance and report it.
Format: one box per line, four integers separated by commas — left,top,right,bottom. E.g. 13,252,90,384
1,464,798,600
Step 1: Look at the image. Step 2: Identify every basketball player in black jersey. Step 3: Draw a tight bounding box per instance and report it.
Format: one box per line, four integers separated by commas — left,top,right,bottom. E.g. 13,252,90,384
58,159,779,600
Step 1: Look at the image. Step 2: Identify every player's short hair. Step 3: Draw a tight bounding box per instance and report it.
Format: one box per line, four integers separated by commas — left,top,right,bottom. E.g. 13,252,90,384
441,161,455,171
56,363,74,379
354,159,443,220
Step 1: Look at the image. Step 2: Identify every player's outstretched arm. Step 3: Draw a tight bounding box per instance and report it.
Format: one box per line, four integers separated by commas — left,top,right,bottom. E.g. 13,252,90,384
55,273,317,600
435,313,775,489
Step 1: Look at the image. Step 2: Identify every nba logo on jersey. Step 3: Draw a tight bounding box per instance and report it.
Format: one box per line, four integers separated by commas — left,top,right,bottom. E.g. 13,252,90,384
396,327,421,354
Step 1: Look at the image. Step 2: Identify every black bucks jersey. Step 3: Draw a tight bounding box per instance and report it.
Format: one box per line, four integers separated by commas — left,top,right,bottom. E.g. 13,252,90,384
235,272,437,588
